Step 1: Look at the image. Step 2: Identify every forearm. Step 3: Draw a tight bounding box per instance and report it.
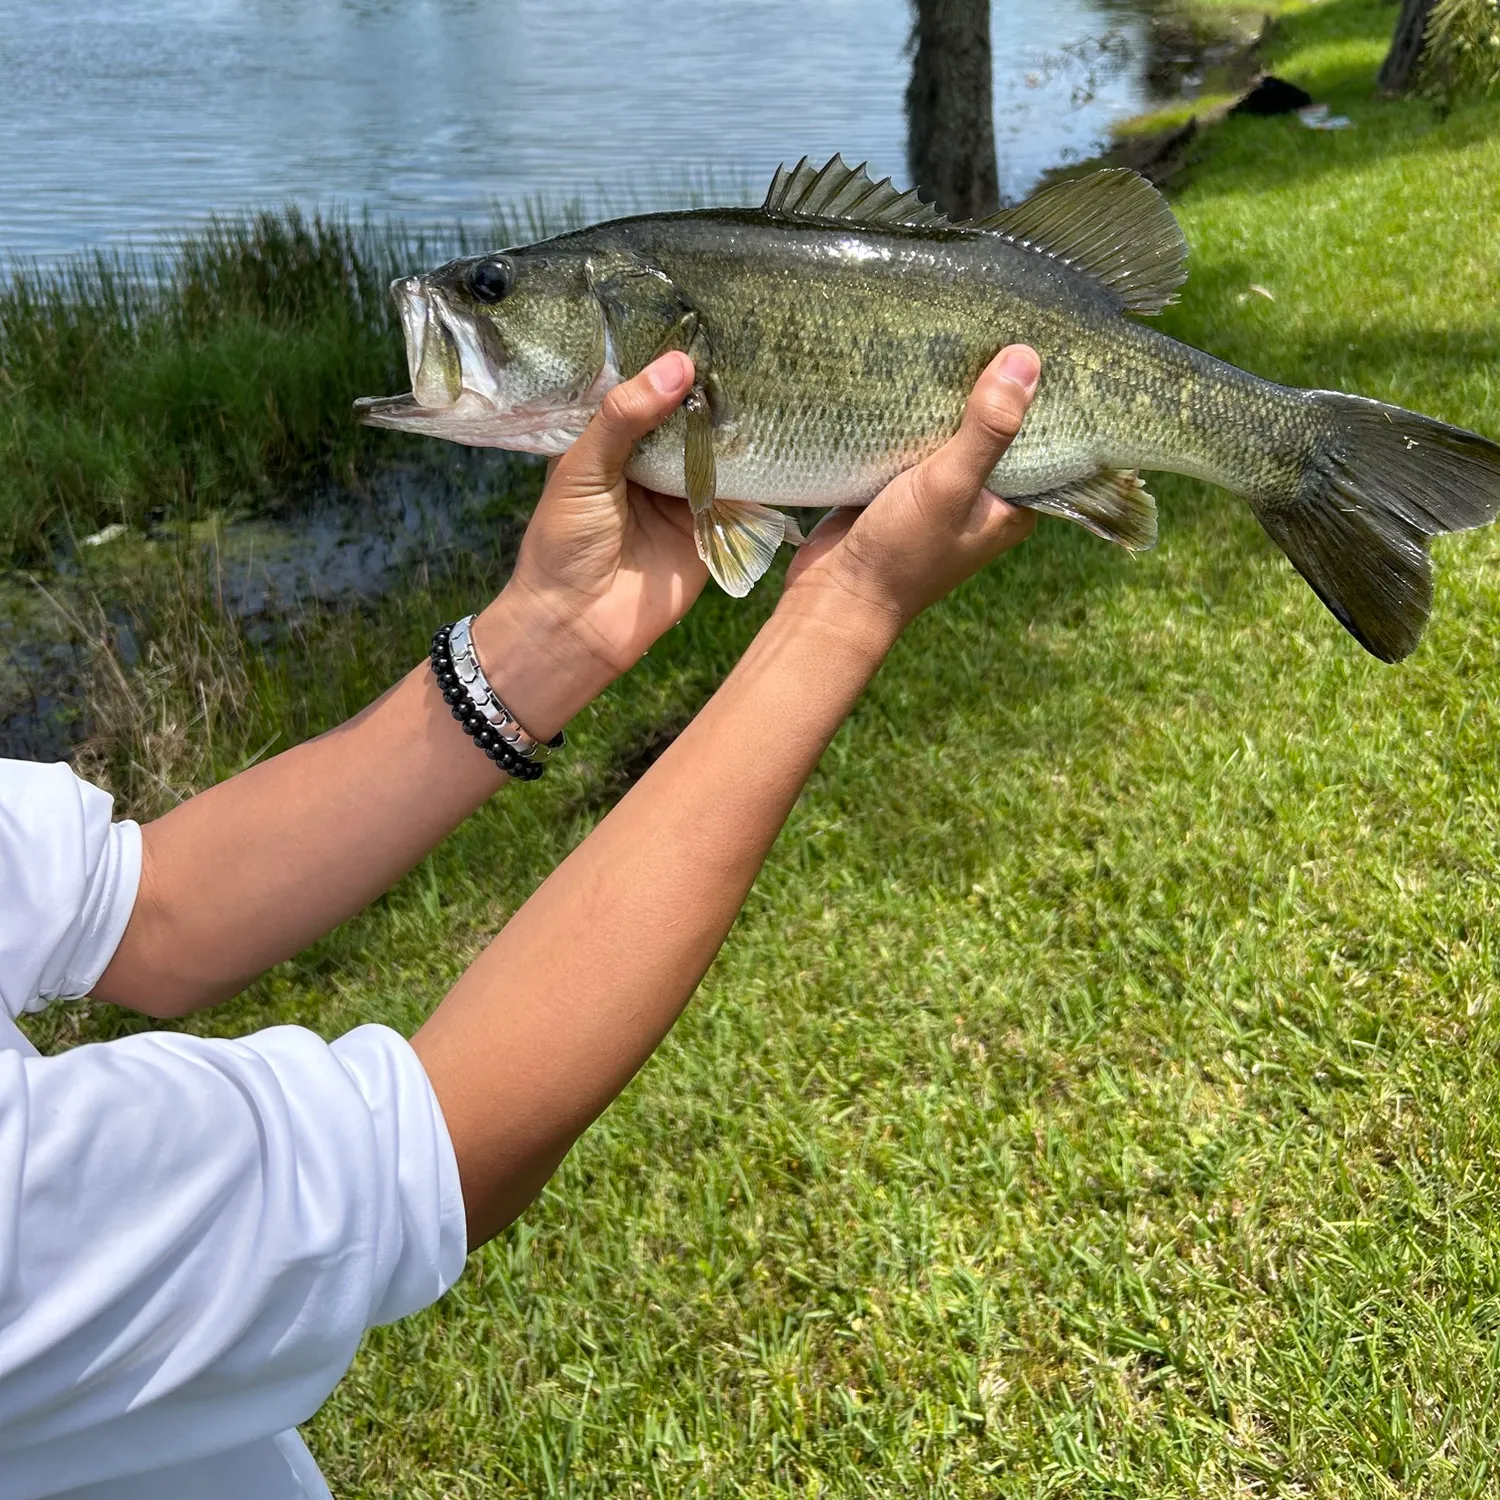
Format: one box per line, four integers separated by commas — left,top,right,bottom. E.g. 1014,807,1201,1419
412,594,899,1245
94,591,614,1017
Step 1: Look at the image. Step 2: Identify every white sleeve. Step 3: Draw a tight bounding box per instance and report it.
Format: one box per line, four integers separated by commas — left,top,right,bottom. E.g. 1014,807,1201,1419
0,1022,468,1497
0,759,142,1017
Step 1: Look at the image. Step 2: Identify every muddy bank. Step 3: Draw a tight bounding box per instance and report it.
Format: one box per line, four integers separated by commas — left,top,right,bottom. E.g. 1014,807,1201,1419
1097,6,1272,183
1,450,535,762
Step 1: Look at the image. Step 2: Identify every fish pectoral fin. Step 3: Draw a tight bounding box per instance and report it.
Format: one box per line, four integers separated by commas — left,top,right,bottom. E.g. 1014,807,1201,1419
679,372,798,592
684,387,717,510
693,500,792,597
1018,468,1158,551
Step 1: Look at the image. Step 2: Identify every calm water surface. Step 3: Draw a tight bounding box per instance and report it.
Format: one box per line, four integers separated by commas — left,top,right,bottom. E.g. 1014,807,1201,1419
1,0,1157,263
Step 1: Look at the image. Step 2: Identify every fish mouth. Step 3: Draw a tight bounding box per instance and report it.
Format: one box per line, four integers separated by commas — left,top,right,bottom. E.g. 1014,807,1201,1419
352,387,599,453
354,275,610,455
354,276,504,438
394,275,471,410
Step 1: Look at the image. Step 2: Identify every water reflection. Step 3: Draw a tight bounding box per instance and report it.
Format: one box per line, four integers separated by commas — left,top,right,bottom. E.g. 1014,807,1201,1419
1,0,1154,262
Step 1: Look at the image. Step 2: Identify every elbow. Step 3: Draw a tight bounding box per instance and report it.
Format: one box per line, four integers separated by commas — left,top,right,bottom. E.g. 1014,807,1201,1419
102,985,226,1020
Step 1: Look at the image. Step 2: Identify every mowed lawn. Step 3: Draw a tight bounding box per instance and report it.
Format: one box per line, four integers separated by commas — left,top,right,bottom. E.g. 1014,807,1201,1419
24,0,1500,1493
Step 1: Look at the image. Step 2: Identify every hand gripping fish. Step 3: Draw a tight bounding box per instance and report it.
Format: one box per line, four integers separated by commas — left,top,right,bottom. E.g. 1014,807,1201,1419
357,156,1500,662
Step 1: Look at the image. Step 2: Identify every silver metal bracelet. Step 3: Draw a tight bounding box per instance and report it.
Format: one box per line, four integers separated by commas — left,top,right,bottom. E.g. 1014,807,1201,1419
447,615,564,763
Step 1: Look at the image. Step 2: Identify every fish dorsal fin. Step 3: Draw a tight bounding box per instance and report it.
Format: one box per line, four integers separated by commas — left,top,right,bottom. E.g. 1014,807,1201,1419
758,157,1185,313
762,154,949,229
970,169,1188,315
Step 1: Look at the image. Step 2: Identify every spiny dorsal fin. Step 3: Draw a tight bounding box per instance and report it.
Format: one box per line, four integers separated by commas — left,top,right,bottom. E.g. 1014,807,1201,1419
971,169,1188,315
763,154,949,229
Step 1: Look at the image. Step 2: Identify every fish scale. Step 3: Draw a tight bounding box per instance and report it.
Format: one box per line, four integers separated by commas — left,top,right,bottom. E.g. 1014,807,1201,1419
357,156,1500,663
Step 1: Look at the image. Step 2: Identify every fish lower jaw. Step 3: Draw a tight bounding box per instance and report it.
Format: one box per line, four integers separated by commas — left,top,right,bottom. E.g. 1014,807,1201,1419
353,389,599,455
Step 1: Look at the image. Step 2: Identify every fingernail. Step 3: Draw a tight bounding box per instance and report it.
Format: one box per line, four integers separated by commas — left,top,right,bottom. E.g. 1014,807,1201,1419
647,352,689,395
997,345,1041,397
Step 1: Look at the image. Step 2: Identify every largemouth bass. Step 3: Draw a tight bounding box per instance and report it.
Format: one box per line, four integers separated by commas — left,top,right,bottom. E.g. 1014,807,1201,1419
356,156,1500,661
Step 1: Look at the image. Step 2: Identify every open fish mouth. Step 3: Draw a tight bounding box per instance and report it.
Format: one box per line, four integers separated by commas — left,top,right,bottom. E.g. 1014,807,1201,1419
354,277,481,432
379,275,474,412
354,275,609,454
353,386,602,453
405,279,464,408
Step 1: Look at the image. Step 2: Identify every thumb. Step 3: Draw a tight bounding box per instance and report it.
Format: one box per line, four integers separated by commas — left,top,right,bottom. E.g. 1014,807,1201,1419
909,345,1040,520
549,351,695,497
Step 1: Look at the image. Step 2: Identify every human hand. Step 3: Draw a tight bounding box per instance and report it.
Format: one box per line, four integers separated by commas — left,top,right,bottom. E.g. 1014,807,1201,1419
471,352,707,738
781,346,1041,640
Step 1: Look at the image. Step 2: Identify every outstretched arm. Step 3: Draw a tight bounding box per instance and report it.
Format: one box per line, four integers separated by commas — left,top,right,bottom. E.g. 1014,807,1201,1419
94,354,708,1018
413,346,1043,1246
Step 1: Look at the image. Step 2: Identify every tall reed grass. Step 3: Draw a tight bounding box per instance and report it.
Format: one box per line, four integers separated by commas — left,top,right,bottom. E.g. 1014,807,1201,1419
1,212,411,562
0,206,575,567
0,178,744,570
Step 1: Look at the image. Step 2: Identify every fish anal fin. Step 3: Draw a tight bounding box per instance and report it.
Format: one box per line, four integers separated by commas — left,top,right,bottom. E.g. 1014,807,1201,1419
762,154,948,230
972,169,1188,315
1020,467,1158,551
693,500,794,596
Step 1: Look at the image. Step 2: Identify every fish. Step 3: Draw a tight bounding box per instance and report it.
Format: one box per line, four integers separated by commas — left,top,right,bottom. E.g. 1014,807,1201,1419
355,155,1500,661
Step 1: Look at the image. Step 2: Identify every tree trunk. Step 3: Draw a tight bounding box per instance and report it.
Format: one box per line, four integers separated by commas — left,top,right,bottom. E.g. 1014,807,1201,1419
1378,0,1437,93
905,0,1001,219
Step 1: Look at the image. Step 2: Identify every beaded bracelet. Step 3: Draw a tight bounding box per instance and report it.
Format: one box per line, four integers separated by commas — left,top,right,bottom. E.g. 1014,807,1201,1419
448,615,563,763
429,622,563,780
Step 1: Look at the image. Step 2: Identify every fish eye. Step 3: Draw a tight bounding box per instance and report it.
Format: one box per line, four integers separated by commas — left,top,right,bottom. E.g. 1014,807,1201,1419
468,257,513,304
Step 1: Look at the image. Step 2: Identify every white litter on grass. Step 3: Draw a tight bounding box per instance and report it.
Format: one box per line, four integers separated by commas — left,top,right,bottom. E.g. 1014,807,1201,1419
1298,103,1354,130
80,523,128,547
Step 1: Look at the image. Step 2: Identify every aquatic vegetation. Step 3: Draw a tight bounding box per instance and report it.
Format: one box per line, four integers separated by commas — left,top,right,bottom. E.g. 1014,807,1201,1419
0,211,477,564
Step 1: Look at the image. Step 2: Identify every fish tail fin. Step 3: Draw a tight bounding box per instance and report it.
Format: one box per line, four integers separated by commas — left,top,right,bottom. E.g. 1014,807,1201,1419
1248,392,1500,662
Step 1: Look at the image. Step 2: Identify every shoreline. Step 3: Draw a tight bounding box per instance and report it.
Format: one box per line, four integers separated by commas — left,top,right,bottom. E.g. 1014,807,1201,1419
1064,4,1277,187
0,8,1261,771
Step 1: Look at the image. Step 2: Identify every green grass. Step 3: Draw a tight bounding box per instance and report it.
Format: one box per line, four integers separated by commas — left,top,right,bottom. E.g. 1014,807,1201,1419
20,0,1500,1492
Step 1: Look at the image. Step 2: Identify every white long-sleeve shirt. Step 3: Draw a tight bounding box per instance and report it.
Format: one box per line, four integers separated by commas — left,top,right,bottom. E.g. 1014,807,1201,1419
0,760,467,1499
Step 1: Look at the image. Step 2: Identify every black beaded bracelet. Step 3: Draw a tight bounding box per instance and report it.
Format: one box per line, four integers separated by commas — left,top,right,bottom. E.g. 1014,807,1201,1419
429,624,547,781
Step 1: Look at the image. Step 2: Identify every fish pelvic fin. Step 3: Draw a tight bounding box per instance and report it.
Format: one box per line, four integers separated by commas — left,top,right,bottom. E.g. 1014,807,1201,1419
693,500,794,597
1017,467,1158,551
1249,393,1500,663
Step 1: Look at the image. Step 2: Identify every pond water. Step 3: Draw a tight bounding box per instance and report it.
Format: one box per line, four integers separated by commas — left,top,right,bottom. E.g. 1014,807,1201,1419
1,0,1160,265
